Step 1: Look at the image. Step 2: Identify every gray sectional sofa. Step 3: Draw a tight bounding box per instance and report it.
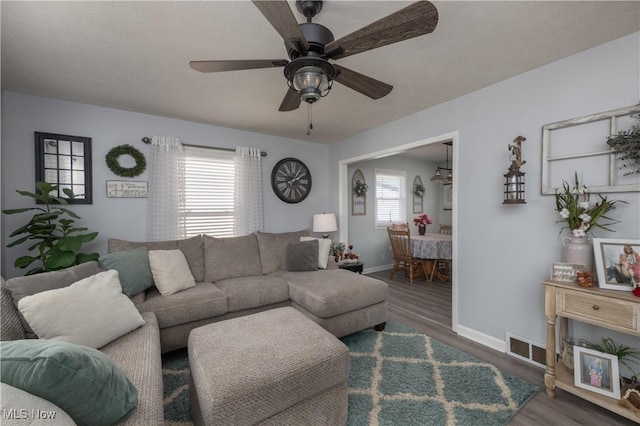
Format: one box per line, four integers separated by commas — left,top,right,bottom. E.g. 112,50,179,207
109,229,389,353
0,229,388,425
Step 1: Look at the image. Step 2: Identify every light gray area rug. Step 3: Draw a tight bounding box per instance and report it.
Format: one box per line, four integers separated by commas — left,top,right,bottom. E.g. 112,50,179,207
162,320,538,425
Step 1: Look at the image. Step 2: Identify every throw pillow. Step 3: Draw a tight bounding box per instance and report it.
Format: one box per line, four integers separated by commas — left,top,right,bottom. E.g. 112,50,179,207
300,236,332,269
99,246,153,297
0,339,138,425
287,240,319,272
4,261,101,338
17,270,145,349
148,250,196,296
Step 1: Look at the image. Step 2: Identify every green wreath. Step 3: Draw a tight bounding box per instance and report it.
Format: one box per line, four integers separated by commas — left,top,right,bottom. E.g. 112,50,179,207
105,144,147,178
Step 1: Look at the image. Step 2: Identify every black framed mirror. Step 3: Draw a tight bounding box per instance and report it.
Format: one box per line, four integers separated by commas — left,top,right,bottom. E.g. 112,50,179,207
35,132,93,204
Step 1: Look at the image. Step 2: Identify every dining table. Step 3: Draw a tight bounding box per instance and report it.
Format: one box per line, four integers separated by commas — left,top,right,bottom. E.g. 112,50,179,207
411,233,452,260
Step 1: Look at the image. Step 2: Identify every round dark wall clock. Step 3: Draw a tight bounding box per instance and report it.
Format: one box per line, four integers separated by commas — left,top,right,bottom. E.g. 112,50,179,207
271,158,312,203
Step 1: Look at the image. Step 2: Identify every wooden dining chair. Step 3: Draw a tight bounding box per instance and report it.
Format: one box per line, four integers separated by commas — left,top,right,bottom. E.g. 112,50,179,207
430,224,453,281
387,225,426,285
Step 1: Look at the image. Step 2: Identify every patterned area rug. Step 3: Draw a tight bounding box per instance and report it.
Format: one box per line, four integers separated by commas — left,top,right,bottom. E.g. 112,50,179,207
162,320,538,425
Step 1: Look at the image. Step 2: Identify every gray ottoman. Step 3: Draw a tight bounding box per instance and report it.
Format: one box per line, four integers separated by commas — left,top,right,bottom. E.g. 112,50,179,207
188,307,350,426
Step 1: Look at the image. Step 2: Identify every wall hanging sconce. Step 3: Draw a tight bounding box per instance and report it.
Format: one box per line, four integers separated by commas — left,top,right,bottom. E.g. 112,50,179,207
503,135,526,204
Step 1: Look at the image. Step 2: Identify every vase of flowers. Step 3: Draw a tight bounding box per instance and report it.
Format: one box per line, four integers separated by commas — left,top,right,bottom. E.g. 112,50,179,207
555,173,623,272
413,214,433,236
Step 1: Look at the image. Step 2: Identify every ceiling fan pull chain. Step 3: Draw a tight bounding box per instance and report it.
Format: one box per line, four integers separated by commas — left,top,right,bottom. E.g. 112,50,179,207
307,103,314,136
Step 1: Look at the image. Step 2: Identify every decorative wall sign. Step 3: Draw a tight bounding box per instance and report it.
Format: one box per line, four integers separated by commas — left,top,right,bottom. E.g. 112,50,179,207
106,144,147,178
106,180,148,198
413,175,424,213
550,262,585,283
352,169,366,216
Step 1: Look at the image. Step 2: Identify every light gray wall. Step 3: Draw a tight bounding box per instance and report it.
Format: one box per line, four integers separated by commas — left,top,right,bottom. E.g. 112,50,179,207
346,156,440,270
1,91,332,278
330,33,640,352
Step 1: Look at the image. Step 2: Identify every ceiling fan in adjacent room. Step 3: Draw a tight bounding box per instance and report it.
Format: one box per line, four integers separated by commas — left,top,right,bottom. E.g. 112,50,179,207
189,0,439,134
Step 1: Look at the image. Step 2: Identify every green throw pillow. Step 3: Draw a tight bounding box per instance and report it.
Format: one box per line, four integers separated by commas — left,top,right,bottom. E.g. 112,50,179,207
287,240,319,272
99,246,153,297
0,340,138,425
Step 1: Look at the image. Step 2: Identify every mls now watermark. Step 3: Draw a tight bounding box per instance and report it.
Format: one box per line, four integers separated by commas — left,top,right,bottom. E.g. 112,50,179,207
2,408,57,420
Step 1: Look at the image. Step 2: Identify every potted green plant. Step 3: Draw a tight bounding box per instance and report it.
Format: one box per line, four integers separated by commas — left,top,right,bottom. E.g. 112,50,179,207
2,181,99,275
607,109,640,176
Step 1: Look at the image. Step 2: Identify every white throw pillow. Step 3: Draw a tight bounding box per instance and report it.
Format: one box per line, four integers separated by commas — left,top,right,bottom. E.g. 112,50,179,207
148,249,196,296
17,270,145,349
300,237,331,269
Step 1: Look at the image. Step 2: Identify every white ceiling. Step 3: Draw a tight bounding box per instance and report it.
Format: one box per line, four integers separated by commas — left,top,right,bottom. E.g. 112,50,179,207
2,1,638,148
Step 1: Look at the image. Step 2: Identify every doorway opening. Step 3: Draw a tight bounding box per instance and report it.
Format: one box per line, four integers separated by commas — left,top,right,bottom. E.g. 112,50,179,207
338,131,459,333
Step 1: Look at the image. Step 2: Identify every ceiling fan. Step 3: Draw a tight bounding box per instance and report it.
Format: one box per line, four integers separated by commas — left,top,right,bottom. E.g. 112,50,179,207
190,0,438,132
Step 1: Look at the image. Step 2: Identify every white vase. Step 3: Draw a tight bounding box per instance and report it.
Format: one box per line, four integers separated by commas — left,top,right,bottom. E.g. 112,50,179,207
562,236,594,273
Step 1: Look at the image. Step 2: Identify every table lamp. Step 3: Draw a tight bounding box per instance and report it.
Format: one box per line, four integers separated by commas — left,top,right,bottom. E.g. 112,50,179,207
313,213,338,238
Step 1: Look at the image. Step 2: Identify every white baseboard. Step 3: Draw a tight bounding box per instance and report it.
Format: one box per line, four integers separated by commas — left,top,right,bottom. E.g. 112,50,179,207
363,264,394,274
456,325,506,353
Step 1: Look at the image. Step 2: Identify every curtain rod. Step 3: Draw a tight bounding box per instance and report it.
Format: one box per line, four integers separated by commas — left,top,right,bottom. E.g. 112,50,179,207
141,137,267,157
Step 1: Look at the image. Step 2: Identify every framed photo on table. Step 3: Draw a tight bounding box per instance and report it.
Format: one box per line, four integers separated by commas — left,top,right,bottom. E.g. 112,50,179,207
573,346,620,399
593,238,640,291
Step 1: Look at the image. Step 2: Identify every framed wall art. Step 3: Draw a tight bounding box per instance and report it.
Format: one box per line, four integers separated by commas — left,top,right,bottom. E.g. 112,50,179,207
413,175,424,214
35,132,93,204
593,238,640,291
443,184,452,210
352,169,366,216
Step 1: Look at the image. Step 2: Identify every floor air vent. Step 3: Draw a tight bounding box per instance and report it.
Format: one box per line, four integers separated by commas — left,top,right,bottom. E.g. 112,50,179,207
505,332,546,369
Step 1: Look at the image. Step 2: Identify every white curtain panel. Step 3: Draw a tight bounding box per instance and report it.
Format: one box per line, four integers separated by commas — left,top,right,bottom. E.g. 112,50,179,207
234,147,264,235
146,136,186,241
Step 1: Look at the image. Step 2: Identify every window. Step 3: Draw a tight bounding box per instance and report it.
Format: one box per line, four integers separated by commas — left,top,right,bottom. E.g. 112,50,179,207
375,169,406,228
183,146,235,237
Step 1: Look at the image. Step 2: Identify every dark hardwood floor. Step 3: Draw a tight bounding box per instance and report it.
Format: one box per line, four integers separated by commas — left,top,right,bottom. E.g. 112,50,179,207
366,269,637,425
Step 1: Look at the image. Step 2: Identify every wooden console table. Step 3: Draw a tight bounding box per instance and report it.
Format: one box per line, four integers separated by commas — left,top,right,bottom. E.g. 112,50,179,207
543,280,640,422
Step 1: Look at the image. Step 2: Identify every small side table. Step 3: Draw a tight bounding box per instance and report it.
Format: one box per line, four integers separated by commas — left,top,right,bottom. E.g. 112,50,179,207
338,262,364,274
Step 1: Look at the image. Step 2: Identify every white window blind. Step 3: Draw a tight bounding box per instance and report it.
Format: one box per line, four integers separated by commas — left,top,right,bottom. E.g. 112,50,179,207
375,169,406,228
183,146,236,237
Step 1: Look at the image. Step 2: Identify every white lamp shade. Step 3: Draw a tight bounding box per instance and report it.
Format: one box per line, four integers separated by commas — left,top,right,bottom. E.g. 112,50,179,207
313,213,338,233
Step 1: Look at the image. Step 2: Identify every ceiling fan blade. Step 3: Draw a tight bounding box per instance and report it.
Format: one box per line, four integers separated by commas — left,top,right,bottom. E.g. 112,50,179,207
190,60,288,73
333,64,393,100
325,1,438,60
252,0,309,52
279,88,301,112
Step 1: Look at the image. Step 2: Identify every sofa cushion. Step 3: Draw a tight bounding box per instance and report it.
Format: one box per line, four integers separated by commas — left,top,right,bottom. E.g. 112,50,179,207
107,235,205,282
0,383,77,425
148,250,196,296
300,237,332,269
0,279,24,341
4,261,101,338
99,246,154,297
287,240,319,272
279,269,389,318
214,275,290,312
203,234,262,282
137,282,228,329
256,229,311,274
17,270,145,349
0,339,138,425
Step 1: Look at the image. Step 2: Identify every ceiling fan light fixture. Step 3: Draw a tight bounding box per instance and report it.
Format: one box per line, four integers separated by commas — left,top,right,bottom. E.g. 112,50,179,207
285,58,336,104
